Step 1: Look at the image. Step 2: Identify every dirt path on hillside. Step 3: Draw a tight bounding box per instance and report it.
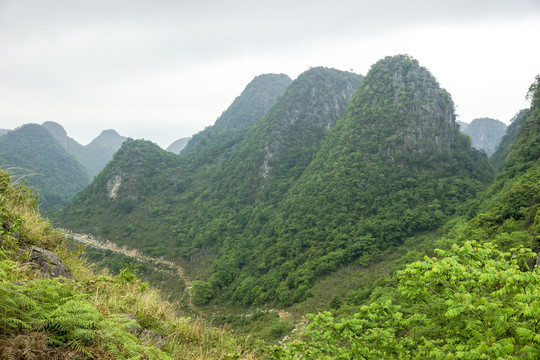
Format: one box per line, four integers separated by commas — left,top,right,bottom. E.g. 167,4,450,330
61,229,196,312
61,230,309,341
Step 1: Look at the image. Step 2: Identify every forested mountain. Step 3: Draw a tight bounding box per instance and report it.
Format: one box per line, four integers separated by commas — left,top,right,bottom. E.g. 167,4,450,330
273,73,540,360
180,73,292,160
0,166,261,359
42,122,127,178
461,117,507,156
58,55,495,309
57,66,362,284
165,136,191,154
0,129,8,137
490,109,527,172
0,124,89,212
209,55,492,306
59,139,183,255
5,71,540,358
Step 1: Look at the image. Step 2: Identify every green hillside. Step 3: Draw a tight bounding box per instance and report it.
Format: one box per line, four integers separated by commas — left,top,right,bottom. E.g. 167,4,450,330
0,165,261,359
57,56,494,309
209,55,492,306
180,73,292,161
490,109,528,172
273,73,540,360
57,67,361,258
0,124,89,212
52,59,540,356
58,139,183,255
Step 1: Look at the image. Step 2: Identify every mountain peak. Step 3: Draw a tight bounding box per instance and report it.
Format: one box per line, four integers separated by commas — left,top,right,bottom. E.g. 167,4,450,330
88,129,126,149
355,54,458,153
42,121,69,148
212,73,293,132
462,117,507,156
180,72,292,159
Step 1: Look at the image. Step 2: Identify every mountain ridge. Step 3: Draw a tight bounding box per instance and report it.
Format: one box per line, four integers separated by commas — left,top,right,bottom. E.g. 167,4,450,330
0,123,89,212
42,121,127,179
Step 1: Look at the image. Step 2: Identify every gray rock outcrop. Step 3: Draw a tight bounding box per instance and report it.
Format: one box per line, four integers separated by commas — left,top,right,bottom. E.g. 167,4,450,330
29,246,73,279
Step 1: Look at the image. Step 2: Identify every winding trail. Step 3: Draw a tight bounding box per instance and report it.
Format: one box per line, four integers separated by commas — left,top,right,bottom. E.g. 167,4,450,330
61,230,306,340
61,229,196,312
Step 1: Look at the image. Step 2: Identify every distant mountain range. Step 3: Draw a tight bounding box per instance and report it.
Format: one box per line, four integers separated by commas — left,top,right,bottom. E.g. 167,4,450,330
0,123,89,212
0,122,128,211
41,122,127,178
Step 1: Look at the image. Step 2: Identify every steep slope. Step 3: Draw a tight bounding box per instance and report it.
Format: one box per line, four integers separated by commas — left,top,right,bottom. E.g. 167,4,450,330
0,124,89,212
42,122,127,179
275,73,540,358
0,165,263,359
171,67,362,270
211,55,493,306
166,136,191,154
58,139,183,254
206,67,363,204
490,109,527,172
449,75,540,257
58,57,494,309
0,129,9,137
56,74,293,250
180,73,292,164
462,117,507,156
59,68,361,256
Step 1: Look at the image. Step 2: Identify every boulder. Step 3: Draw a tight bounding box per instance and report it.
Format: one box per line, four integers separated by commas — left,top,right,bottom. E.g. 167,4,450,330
29,246,73,279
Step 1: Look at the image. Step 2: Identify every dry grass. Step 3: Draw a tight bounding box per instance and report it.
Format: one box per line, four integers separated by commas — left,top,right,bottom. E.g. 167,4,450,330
1,168,264,360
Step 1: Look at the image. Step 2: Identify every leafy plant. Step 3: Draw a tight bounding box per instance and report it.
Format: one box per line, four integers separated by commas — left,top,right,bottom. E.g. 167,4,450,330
272,242,540,359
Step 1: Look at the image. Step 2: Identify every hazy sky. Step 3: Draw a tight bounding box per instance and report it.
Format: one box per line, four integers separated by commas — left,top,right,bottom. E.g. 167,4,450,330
1,0,540,148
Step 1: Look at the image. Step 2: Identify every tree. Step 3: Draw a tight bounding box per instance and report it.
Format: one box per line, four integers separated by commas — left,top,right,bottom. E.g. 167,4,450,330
191,280,214,306
271,242,540,359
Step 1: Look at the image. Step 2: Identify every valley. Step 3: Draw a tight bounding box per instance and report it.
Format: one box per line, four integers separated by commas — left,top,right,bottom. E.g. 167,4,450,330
1,54,539,358
63,229,196,311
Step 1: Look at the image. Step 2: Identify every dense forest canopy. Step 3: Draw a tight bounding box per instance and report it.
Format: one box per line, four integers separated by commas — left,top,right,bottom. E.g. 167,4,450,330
58,55,494,308
5,54,540,358
272,72,540,359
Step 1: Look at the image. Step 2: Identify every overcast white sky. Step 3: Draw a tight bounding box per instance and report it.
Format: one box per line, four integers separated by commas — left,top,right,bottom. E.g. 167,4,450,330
1,0,540,148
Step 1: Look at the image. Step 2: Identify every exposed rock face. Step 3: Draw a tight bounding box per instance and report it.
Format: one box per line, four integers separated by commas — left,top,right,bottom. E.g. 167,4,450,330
107,174,122,199
368,55,458,154
462,117,507,156
251,67,362,187
29,246,73,279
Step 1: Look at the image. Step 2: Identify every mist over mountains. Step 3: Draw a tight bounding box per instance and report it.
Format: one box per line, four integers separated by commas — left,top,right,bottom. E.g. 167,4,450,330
2,53,540,355
57,55,506,307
